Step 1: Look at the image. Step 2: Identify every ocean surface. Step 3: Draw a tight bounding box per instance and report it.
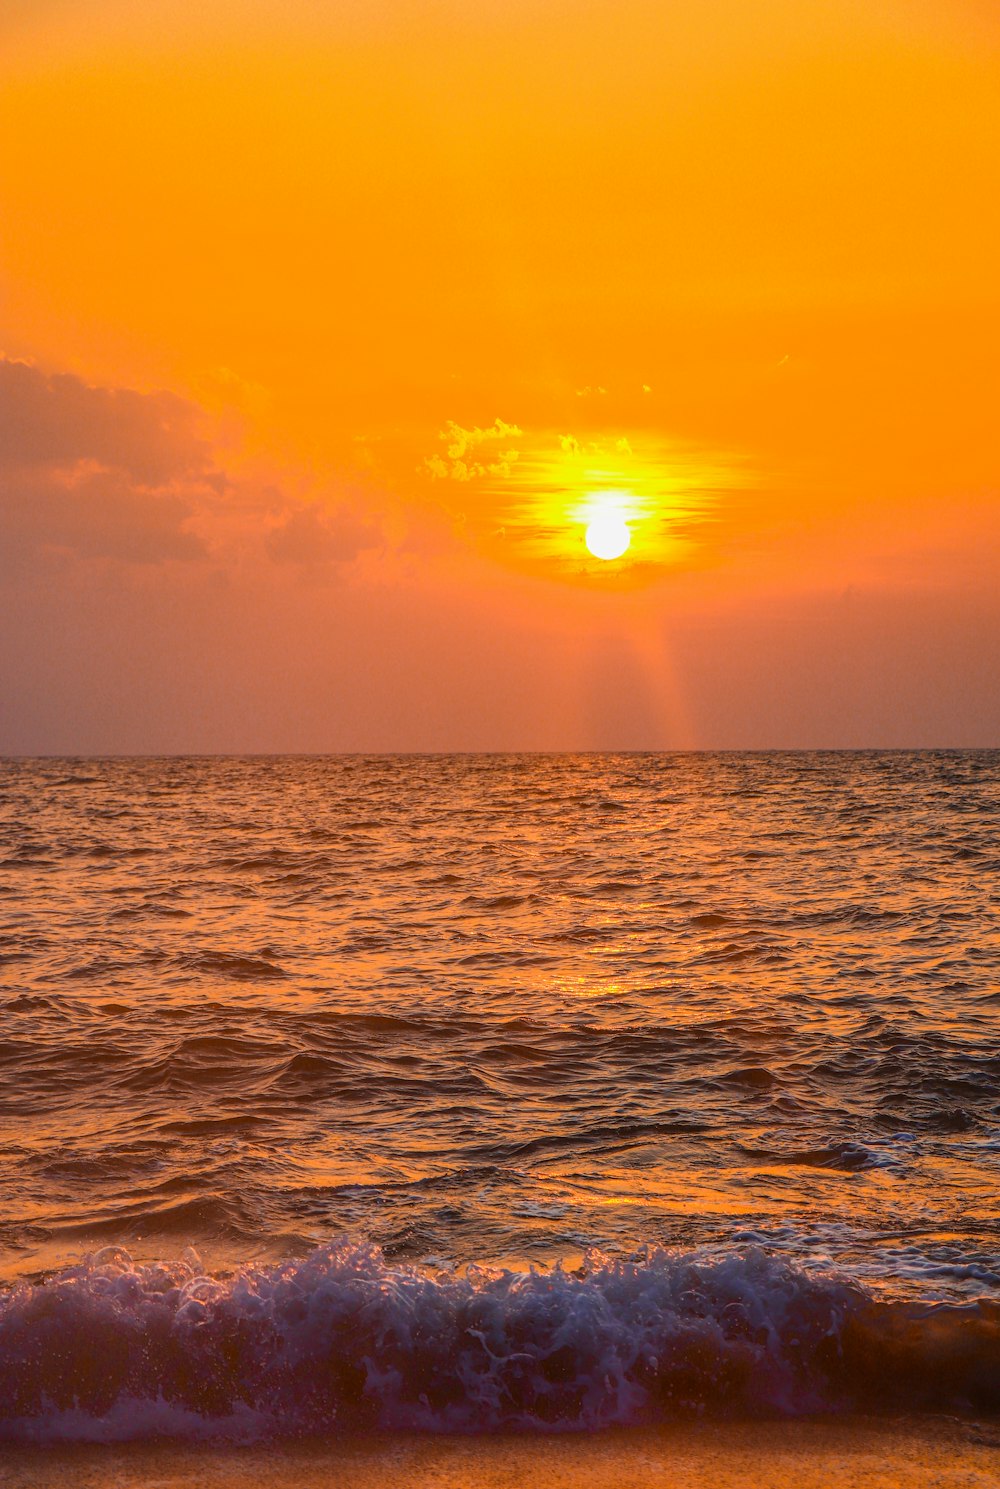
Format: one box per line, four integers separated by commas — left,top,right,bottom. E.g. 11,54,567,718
1,751,999,1437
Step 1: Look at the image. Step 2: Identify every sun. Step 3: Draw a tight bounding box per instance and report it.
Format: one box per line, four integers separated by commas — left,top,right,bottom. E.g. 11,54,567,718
584,510,631,561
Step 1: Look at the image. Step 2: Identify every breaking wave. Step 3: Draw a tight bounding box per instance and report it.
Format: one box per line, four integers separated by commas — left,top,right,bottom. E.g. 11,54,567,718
1,1240,998,1441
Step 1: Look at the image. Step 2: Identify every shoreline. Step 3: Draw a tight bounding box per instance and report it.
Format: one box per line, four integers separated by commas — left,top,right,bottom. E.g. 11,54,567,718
2,1417,998,1489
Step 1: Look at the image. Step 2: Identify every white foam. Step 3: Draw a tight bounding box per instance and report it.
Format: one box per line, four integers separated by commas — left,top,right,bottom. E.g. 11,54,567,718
0,1240,996,1440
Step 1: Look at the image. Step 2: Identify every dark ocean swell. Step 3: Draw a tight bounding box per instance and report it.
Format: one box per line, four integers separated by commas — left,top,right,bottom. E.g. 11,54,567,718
1,1241,998,1441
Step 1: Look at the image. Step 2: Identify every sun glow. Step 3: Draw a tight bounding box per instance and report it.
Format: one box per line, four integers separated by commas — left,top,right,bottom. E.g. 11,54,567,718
422,413,744,581
584,509,631,561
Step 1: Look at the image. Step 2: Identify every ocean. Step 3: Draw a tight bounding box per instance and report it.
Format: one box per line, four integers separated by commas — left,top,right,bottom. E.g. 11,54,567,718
1,751,998,1437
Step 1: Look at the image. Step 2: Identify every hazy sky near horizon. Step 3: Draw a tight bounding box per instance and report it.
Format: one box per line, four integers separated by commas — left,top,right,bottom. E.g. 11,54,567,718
1,0,998,752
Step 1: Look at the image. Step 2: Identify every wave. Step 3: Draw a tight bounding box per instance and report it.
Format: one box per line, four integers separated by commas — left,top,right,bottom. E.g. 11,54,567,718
174,951,288,980
1,1241,998,1441
735,1140,898,1171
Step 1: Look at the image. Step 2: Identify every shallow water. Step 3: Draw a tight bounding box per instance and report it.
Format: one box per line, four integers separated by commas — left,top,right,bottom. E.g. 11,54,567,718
1,752,999,1434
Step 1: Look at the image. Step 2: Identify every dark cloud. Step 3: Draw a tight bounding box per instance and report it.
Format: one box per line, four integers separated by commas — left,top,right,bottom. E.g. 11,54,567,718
0,356,214,571
265,504,382,566
0,469,207,570
0,356,210,485
0,357,388,580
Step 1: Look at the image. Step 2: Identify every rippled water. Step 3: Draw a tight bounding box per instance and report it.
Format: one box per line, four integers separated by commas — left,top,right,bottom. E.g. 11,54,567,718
1,752,999,1435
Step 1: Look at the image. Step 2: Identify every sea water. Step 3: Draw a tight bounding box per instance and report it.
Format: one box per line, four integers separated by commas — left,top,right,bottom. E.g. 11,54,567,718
1,752,998,1434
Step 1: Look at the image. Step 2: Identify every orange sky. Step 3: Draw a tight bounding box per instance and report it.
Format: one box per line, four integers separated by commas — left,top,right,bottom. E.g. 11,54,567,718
1,0,998,750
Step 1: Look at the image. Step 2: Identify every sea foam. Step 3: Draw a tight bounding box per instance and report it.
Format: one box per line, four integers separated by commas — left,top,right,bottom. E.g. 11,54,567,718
1,1240,997,1440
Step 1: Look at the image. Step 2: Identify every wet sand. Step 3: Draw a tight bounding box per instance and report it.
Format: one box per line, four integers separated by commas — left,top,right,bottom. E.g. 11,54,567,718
2,1417,998,1489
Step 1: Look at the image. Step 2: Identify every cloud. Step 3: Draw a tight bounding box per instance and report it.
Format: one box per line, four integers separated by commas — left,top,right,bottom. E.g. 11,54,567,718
0,356,210,484
0,357,216,573
265,503,382,566
425,417,522,482
442,418,521,460
0,357,394,585
0,465,207,569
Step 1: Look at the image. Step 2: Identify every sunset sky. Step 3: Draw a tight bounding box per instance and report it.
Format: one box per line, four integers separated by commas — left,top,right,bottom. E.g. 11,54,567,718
1,0,998,752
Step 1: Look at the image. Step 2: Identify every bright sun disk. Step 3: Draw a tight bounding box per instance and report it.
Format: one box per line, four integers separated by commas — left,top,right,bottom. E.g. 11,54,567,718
584,511,631,561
